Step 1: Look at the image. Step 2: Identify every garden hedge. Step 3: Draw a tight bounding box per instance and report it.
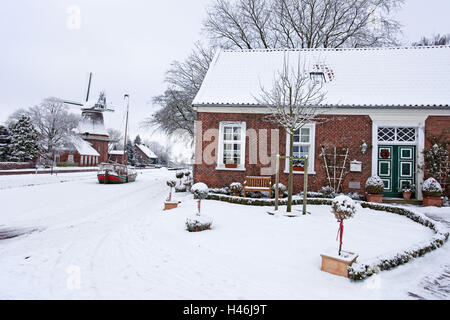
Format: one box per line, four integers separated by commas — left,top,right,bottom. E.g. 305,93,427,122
205,192,449,281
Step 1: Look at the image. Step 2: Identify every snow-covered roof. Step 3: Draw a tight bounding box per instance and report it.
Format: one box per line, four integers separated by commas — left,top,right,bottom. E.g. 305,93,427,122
135,144,157,159
193,46,450,108
70,136,100,156
109,150,125,155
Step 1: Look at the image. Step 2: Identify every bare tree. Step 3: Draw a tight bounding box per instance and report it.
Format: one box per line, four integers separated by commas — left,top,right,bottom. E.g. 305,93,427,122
107,128,124,151
204,0,403,49
144,43,216,139
144,139,172,166
256,55,326,212
412,34,450,46
8,98,80,160
150,0,403,141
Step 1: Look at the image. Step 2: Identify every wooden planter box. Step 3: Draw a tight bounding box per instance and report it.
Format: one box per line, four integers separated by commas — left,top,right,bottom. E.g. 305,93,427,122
164,201,179,210
293,166,304,172
225,163,238,168
422,196,443,207
365,193,383,203
320,251,358,278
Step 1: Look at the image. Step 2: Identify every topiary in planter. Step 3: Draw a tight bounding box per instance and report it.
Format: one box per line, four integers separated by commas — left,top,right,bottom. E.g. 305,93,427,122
365,175,384,194
422,177,443,207
331,195,357,256
365,175,384,203
229,182,243,196
422,177,443,197
166,179,177,201
187,182,212,232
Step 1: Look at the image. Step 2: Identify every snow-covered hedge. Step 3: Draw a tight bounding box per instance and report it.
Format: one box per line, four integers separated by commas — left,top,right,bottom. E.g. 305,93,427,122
209,187,231,195
348,202,449,281
185,214,212,232
365,175,385,194
422,177,443,197
319,186,336,198
191,182,209,199
204,193,449,281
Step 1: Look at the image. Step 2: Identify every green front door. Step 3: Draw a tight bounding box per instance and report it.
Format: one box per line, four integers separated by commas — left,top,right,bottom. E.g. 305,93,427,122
378,145,416,198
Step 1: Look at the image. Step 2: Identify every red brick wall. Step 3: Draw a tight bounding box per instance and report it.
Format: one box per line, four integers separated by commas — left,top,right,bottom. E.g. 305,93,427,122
424,116,450,195
194,112,373,195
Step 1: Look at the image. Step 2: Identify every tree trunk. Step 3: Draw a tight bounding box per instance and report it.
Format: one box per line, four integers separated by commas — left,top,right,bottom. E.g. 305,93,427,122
287,132,294,212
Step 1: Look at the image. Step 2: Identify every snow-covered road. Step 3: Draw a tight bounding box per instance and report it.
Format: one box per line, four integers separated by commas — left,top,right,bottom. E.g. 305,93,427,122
0,168,448,299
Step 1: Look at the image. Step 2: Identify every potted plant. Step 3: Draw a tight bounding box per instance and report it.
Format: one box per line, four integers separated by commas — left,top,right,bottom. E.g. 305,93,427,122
186,182,212,232
320,195,358,278
422,177,443,207
398,182,415,200
164,179,178,210
365,175,384,203
272,183,287,198
292,159,305,171
229,182,243,197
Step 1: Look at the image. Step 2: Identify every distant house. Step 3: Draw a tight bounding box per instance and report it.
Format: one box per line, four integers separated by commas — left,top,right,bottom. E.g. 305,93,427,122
54,136,100,167
108,149,126,164
134,144,158,165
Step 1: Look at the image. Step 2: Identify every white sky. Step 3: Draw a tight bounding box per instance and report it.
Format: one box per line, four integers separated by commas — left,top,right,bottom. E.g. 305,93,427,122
1,0,449,161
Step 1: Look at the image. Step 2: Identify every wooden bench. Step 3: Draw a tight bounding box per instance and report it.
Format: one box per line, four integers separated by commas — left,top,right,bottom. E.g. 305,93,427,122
243,176,272,198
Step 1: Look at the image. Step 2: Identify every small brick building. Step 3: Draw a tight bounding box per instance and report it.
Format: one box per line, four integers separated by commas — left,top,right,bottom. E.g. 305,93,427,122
192,46,450,200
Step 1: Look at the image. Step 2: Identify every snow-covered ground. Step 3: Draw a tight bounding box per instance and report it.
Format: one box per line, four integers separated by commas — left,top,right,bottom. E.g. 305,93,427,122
0,168,448,299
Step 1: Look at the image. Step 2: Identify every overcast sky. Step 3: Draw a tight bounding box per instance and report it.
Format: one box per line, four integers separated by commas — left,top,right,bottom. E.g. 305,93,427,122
1,0,449,160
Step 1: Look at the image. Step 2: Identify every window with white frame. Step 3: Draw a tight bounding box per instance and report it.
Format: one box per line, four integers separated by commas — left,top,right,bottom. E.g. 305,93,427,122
285,123,315,173
217,122,246,169
377,127,416,143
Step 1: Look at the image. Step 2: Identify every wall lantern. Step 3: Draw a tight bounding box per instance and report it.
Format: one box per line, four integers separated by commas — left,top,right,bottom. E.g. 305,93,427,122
361,141,368,154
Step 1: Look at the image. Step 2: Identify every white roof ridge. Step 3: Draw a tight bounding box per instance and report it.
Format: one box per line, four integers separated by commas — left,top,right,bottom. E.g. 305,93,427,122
222,45,450,53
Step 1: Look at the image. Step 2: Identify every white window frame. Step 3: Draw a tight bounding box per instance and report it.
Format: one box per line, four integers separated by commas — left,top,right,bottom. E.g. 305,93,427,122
284,123,316,174
216,121,246,171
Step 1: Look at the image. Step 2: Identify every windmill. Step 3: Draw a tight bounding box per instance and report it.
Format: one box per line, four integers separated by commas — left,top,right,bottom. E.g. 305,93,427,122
63,72,115,138
62,72,116,163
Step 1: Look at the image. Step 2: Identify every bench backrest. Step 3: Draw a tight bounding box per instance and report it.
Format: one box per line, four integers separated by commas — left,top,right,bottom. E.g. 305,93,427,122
245,176,271,188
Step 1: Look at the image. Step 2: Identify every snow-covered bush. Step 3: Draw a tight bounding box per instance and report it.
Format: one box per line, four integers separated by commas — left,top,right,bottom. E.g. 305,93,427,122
319,186,335,198
272,183,287,196
192,182,209,200
166,179,176,188
186,214,212,232
331,195,357,220
365,175,384,194
183,170,191,177
331,195,357,255
175,171,184,179
422,177,443,197
229,182,243,195
175,185,187,192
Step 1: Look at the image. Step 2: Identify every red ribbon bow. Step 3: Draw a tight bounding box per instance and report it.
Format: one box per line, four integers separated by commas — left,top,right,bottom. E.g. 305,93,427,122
197,199,201,214
336,220,344,245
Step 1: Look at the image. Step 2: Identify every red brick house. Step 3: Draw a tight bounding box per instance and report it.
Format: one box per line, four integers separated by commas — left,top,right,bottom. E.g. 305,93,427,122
134,144,158,165
192,46,450,200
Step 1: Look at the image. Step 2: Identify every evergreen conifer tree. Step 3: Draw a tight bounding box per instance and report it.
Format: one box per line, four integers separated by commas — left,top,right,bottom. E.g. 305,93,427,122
0,125,11,161
9,115,40,162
